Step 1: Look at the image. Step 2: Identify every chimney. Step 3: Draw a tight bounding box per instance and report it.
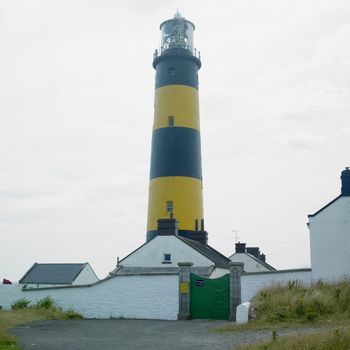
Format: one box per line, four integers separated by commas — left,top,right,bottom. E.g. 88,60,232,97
341,167,350,196
246,247,260,258
260,253,266,262
235,242,246,253
157,218,179,236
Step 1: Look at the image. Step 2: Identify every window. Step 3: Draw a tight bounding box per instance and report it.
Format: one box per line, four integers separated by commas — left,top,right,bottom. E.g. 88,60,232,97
168,115,174,127
166,200,173,213
163,253,172,264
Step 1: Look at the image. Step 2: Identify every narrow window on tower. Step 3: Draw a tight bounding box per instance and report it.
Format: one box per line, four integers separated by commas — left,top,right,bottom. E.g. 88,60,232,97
166,200,173,214
168,115,174,127
169,67,175,76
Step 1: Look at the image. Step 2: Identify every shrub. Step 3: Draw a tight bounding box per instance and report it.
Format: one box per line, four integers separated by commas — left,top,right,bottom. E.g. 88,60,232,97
35,296,56,310
11,298,30,310
65,309,83,320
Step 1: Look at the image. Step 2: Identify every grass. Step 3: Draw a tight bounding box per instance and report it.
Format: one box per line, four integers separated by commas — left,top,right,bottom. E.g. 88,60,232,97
236,326,350,350
215,280,350,349
0,297,82,350
250,279,350,323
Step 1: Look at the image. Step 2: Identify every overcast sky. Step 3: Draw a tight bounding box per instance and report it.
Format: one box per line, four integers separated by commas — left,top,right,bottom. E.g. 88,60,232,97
1,0,350,281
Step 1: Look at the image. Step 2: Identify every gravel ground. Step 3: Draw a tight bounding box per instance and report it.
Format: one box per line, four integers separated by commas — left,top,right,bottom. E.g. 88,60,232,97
11,319,322,350
11,319,263,350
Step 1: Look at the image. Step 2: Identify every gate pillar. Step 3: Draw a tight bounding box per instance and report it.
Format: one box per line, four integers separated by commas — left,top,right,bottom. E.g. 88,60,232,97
178,262,193,320
229,262,244,321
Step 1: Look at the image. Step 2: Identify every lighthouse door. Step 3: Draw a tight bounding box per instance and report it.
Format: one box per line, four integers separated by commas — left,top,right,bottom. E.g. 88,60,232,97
190,273,230,320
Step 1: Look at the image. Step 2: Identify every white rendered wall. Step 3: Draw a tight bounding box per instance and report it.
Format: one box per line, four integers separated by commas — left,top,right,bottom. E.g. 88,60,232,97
121,236,214,267
309,196,350,282
73,264,99,285
241,269,312,303
229,253,270,272
0,275,179,320
209,268,229,279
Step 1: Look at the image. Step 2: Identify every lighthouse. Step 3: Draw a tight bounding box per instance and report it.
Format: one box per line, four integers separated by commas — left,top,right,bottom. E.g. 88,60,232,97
147,12,207,244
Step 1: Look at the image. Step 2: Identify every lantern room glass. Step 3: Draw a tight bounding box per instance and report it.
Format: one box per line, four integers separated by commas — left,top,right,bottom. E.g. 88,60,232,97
160,16,194,54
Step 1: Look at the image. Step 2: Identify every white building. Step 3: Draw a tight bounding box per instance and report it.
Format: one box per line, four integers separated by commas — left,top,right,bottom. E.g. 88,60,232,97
229,242,275,272
19,262,99,289
111,218,231,279
308,168,350,281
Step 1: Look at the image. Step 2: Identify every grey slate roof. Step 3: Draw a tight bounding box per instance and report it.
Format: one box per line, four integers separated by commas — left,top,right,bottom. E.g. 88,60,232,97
19,263,87,284
177,237,231,269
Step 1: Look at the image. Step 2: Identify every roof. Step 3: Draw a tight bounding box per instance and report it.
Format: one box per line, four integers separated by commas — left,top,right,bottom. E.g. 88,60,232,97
177,236,231,269
308,195,341,218
19,263,88,284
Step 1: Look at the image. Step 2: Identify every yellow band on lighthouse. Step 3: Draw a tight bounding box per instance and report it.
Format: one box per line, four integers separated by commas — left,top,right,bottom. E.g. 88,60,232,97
153,85,200,131
147,176,203,232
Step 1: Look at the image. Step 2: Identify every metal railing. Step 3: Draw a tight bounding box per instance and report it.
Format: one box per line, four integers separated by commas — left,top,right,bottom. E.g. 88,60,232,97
153,46,201,61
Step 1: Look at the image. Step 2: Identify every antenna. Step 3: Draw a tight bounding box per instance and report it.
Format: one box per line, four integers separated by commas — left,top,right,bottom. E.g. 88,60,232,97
233,229,239,243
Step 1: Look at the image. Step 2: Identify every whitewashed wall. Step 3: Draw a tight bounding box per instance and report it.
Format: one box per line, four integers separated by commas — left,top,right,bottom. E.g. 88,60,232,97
241,269,312,303
73,263,99,285
309,196,350,282
209,268,229,279
0,275,179,320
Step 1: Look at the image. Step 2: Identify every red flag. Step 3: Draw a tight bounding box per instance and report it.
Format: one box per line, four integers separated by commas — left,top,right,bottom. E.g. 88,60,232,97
3,278,12,284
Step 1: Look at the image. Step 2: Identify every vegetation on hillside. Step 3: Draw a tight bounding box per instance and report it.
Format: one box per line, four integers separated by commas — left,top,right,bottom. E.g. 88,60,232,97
0,297,82,350
231,279,350,349
251,279,350,323
237,326,350,350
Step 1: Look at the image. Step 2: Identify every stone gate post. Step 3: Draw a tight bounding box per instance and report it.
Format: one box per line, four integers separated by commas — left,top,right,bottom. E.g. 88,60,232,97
229,262,244,321
177,262,193,320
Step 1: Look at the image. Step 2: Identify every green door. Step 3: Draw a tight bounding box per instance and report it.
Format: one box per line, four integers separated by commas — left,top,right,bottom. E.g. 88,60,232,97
190,273,230,320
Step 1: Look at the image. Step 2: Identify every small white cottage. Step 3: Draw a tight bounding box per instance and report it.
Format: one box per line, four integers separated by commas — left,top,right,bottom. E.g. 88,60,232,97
19,262,99,289
229,242,275,272
308,168,350,282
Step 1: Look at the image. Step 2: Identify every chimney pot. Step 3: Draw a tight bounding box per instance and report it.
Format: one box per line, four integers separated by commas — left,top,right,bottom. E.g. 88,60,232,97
235,242,246,253
157,218,179,236
341,168,350,196
246,247,260,258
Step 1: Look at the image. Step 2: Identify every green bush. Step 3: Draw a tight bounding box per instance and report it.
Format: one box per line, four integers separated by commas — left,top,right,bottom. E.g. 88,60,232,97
11,298,30,310
35,296,56,309
65,309,83,320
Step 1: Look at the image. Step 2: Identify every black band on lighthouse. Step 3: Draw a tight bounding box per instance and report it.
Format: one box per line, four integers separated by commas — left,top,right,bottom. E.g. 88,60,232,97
154,53,200,89
150,127,202,179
